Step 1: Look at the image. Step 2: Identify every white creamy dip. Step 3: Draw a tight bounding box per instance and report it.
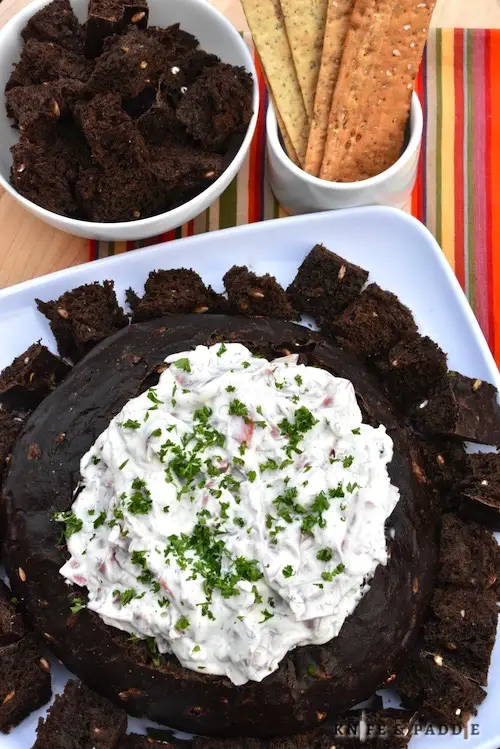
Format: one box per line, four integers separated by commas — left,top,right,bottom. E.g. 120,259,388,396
58,343,400,686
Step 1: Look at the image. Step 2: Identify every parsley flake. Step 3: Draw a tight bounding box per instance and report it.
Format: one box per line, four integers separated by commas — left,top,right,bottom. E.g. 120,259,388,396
174,358,191,373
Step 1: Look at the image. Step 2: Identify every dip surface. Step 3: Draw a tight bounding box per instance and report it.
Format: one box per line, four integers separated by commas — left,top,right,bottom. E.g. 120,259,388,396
58,343,400,685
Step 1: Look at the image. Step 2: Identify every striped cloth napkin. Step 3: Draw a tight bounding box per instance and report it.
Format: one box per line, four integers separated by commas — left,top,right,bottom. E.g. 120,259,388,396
90,29,500,366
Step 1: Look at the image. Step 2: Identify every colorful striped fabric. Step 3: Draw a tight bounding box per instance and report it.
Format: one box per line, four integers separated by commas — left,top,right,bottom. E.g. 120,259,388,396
91,29,500,366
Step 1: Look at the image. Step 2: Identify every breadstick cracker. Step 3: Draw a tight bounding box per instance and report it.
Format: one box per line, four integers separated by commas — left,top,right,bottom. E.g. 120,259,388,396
304,0,354,177
320,0,436,182
241,0,309,164
280,0,329,120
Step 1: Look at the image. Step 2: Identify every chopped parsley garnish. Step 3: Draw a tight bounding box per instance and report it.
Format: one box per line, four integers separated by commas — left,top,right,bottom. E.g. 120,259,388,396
260,458,279,472
127,478,153,514
283,565,294,578
92,456,101,465
352,427,361,435
233,456,245,468
163,505,170,513
317,548,333,562
259,609,274,624
193,645,201,653
321,563,346,582
118,459,129,470
122,419,141,429
279,406,319,457
301,491,330,534
252,585,263,603
93,512,106,529
248,470,257,483
173,358,191,373
114,588,142,606
346,482,359,493
329,484,345,498
343,455,354,468
53,511,83,539
229,399,248,417
239,442,247,456
234,517,245,528
226,385,236,392
131,550,147,567
151,428,162,438
295,375,303,386
242,361,250,369
70,597,85,614
217,344,227,357
147,389,162,405
194,406,212,423
175,616,190,630
219,501,230,519
234,557,263,582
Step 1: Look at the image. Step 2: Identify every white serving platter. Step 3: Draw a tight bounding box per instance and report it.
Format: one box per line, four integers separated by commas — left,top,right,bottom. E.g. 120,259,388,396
0,206,498,749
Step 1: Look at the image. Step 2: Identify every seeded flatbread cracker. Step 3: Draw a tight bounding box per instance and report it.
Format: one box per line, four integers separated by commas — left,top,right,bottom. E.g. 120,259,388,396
304,0,354,177
241,0,309,164
280,0,329,120
320,0,436,182
275,104,301,166
263,70,300,166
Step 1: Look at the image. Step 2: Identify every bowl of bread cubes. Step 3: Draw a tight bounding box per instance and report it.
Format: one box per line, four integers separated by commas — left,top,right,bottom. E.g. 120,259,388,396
242,0,431,213
0,0,258,241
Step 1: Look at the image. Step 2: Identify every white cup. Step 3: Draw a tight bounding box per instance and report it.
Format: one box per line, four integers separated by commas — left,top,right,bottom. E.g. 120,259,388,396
266,93,423,215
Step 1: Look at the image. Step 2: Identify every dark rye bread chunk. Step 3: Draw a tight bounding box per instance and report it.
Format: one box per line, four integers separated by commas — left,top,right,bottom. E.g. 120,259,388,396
22,0,85,53
11,124,91,217
6,39,92,91
128,269,229,322
137,96,185,145
437,514,498,591
223,266,298,320
33,680,127,748
0,634,52,733
375,335,448,409
413,373,500,445
86,0,149,57
419,437,467,509
75,162,163,222
11,137,76,216
325,283,418,357
87,28,166,98
159,49,220,108
150,142,224,196
76,93,149,169
36,281,128,362
147,23,199,57
0,342,70,410
396,650,486,725
457,452,500,530
0,409,25,482
7,81,85,139
177,63,253,151
0,580,24,646
423,587,498,685
287,244,368,320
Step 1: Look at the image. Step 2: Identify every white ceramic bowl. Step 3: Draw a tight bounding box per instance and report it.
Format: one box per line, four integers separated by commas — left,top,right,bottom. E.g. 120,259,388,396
266,94,422,214
0,0,259,241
